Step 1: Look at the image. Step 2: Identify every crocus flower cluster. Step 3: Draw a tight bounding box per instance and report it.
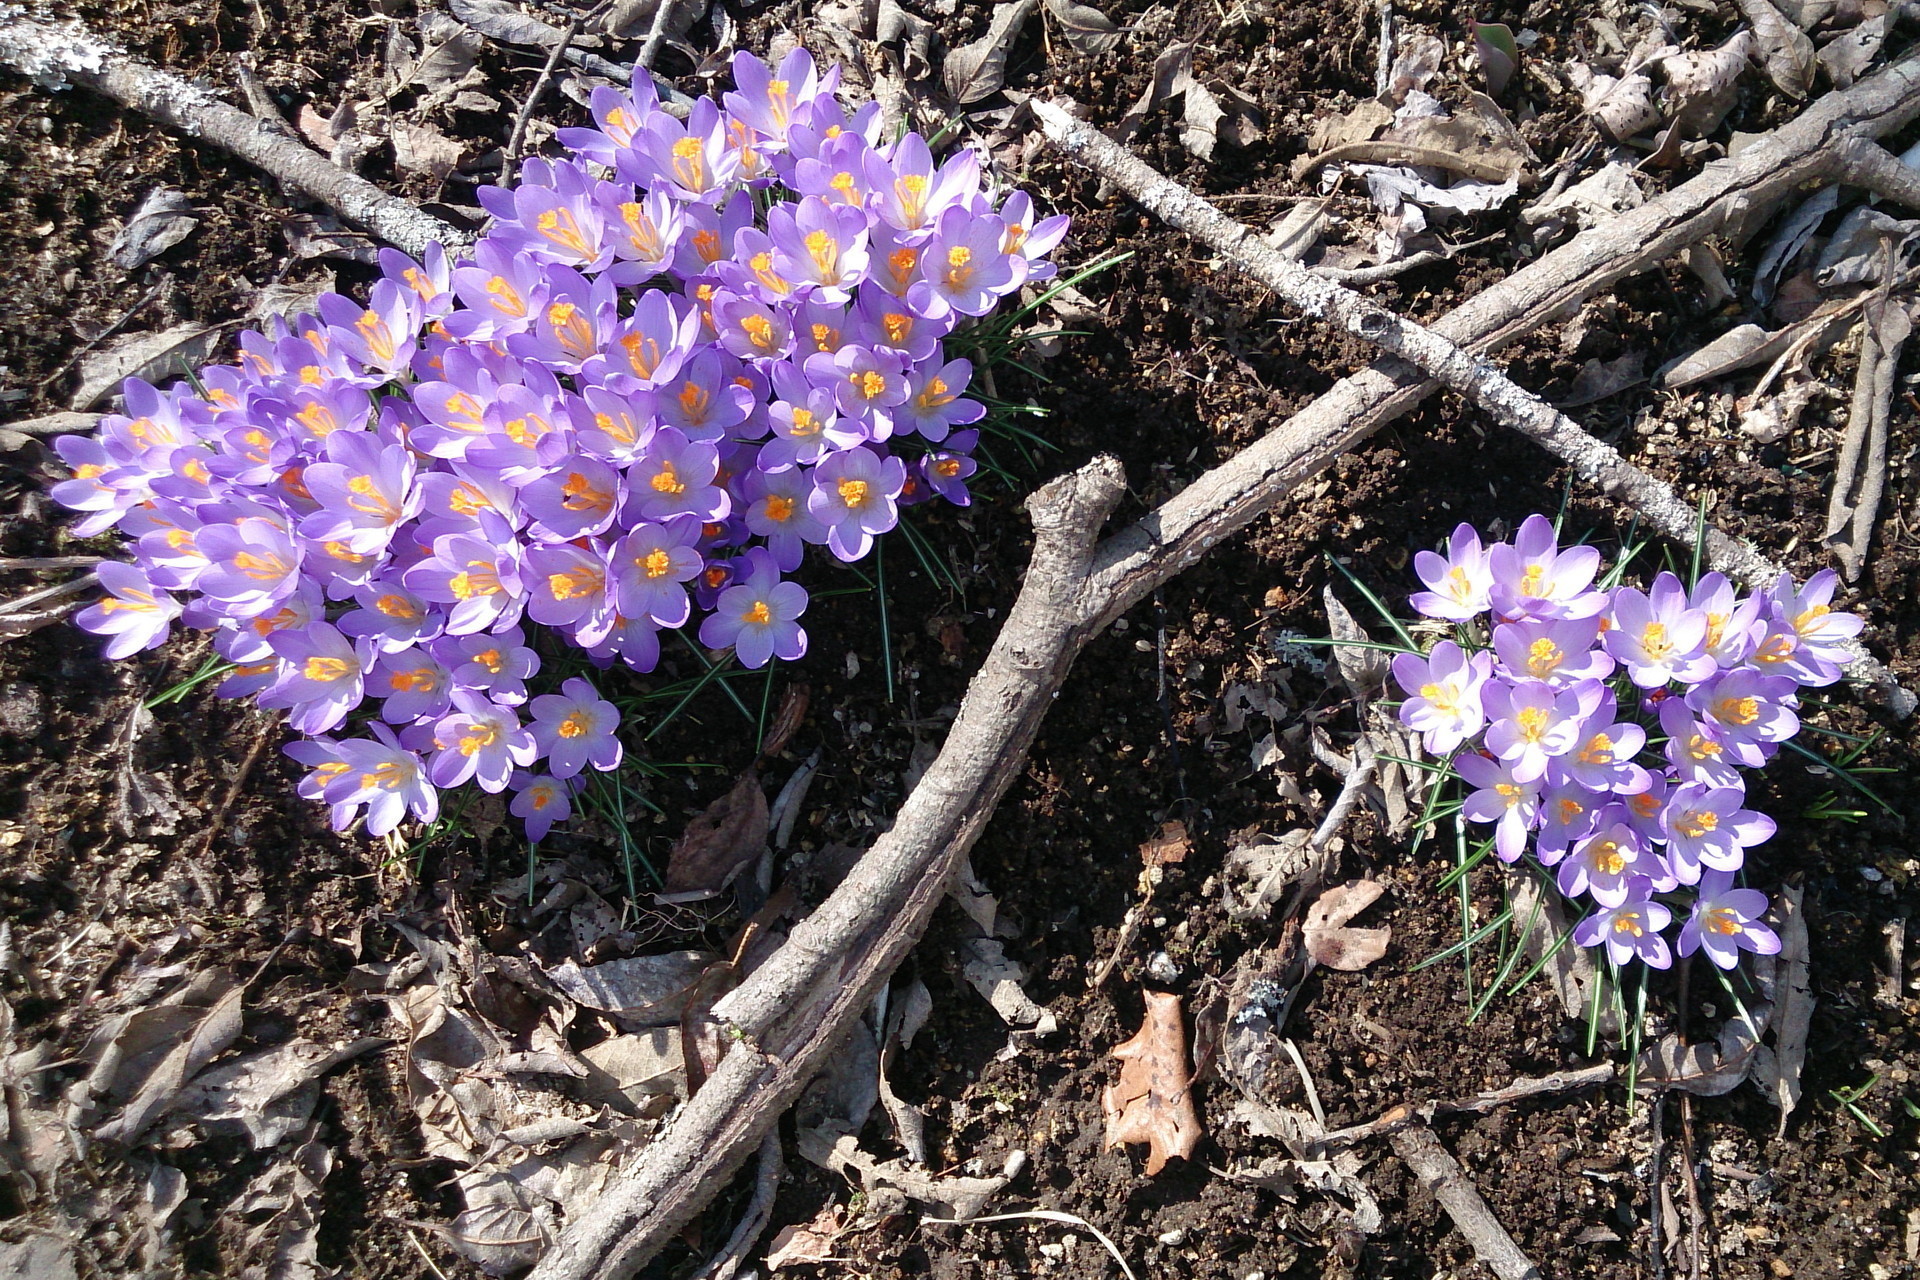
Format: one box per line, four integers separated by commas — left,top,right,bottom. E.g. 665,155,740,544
55,48,1065,843
1393,515,1862,972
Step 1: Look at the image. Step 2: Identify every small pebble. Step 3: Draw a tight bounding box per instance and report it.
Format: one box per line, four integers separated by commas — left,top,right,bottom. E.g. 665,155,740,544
1157,1228,1186,1246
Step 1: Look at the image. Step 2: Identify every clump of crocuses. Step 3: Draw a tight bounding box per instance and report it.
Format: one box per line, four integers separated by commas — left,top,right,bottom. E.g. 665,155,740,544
1393,515,1863,972
55,49,1066,842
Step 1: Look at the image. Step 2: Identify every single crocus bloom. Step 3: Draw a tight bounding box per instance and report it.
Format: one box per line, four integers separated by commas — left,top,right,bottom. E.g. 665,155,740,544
1409,523,1494,621
1660,781,1775,882
1391,641,1493,757
76,561,181,660
1487,515,1605,622
510,771,576,842
1482,677,1604,782
1573,890,1673,968
1603,571,1715,688
528,676,624,779
1454,751,1540,863
1678,870,1782,969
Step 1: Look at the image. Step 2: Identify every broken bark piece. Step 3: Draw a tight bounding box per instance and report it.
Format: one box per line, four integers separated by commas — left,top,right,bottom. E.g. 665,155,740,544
1102,989,1203,1174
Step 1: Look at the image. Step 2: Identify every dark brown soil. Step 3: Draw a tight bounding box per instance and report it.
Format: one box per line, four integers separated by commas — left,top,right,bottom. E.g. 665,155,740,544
2,1,1917,1277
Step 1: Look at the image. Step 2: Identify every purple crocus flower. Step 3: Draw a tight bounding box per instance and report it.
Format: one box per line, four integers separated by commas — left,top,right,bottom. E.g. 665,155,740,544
723,47,820,141
431,628,542,705
1603,571,1715,688
767,197,869,301
600,186,685,285
404,525,525,636
196,515,303,619
892,358,986,442
523,540,612,631
1454,750,1540,863
921,437,979,507
1685,668,1798,767
520,455,623,541
1486,515,1605,622
1409,523,1494,621
590,290,699,391
757,362,849,471
417,690,538,793
1558,823,1664,908
698,551,808,668
528,676,624,779
1660,782,1776,882
299,433,421,554
1677,870,1782,969
1659,698,1743,790
325,724,439,836
808,445,906,561
625,428,728,522
1391,641,1493,756
373,645,454,724
260,622,368,735
1687,571,1764,671
1573,891,1673,968
1557,700,1649,794
1756,569,1864,686
337,579,444,652
812,345,909,429
867,132,981,237
285,737,358,830
510,771,576,842
741,465,829,570
910,207,1020,318
1616,773,1671,847
1535,771,1603,864
1482,677,1604,782
1491,616,1612,685
656,350,754,441
76,561,182,659
712,289,796,362
611,517,704,626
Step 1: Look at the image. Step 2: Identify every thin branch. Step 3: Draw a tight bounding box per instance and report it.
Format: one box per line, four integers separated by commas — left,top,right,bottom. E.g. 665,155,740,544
1391,1125,1542,1280
499,18,580,189
1315,1062,1615,1149
1033,92,1916,716
636,0,682,73
0,13,468,258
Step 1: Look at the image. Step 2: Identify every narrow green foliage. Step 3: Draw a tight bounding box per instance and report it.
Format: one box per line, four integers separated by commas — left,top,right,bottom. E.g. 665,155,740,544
1830,1075,1888,1139
146,655,235,709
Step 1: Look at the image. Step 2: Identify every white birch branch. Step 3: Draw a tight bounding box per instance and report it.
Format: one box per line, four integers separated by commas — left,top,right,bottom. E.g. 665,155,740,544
0,11,469,259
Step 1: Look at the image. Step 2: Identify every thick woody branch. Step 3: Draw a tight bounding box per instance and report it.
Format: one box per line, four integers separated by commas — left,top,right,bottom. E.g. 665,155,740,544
0,12,468,259
1032,94,1913,716
529,460,1129,1280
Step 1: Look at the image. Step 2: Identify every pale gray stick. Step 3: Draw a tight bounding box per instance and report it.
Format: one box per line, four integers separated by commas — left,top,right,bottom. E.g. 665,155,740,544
1392,1125,1542,1280
1032,94,1909,713
0,12,468,258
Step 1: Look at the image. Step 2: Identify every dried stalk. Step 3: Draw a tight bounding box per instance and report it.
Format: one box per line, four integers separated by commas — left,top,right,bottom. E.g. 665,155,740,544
1032,95,1913,715
0,12,468,259
1391,1125,1542,1280
1314,1062,1615,1149
539,58,1920,1280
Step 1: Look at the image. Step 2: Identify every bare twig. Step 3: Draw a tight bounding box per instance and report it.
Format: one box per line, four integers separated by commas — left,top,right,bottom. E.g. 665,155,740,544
34,276,168,391
636,0,682,73
0,556,105,571
1822,289,1906,580
1033,94,1915,716
0,571,99,619
1315,1062,1615,1149
1390,1126,1542,1280
0,412,102,438
0,13,468,258
499,18,580,189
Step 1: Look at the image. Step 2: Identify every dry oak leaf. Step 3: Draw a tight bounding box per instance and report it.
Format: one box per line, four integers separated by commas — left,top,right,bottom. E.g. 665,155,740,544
1303,880,1391,971
1102,988,1202,1174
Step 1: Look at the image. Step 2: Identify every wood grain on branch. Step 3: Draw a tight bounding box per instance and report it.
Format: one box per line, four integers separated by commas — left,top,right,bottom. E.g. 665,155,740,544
0,12,469,259
538,54,1920,1280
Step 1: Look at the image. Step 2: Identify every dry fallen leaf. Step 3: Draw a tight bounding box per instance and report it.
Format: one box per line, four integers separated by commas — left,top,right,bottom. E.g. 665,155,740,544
662,770,769,895
111,187,199,271
943,0,1036,103
1041,0,1121,55
1302,880,1390,971
1103,989,1202,1174
73,324,222,412
766,1203,849,1269
1749,883,1812,1136
1733,0,1816,98
1139,819,1190,869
